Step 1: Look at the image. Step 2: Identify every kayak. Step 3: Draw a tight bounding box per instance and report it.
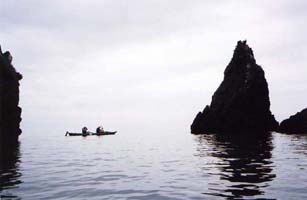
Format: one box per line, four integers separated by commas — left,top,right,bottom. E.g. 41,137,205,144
65,131,117,136
92,131,117,136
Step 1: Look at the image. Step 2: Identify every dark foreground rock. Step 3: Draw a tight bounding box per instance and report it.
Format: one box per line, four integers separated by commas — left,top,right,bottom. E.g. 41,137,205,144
279,108,307,133
191,41,278,134
0,45,22,144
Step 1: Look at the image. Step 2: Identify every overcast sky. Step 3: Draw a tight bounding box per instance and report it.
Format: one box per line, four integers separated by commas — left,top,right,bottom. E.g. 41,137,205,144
1,0,306,134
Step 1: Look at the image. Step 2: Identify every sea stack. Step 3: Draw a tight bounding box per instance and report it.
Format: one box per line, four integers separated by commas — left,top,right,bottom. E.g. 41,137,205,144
279,108,307,134
191,40,278,134
0,45,22,144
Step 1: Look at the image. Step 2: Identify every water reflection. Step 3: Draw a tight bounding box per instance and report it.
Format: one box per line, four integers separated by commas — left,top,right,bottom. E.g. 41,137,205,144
287,134,307,156
0,141,22,198
195,133,275,199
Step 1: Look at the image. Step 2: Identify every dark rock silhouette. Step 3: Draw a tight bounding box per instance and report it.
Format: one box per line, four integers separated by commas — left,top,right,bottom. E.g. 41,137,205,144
191,40,278,134
279,108,307,133
0,45,22,144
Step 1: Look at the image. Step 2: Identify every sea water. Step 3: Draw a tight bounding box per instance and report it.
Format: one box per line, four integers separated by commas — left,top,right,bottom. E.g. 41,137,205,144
1,130,307,200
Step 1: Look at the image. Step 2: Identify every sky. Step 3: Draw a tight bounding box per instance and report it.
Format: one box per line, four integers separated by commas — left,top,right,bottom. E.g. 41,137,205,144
0,0,306,134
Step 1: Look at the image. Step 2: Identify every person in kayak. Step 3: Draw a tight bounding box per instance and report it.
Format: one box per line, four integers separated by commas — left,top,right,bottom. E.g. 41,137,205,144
82,127,88,135
96,126,104,134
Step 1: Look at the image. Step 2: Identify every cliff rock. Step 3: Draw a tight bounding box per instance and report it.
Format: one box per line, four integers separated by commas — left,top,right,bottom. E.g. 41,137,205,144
279,108,307,133
191,41,278,134
0,45,22,144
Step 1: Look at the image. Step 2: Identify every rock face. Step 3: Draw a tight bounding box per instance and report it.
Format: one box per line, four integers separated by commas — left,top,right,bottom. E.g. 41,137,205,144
0,46,22,143
191,41,278,134
279,108,307,133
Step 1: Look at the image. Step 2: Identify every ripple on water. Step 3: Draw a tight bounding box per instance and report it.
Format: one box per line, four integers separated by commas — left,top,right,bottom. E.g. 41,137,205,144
2,132,307,199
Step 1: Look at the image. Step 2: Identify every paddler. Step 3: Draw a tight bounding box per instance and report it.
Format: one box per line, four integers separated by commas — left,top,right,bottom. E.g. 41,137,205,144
82,126,88,136
96,126,104,134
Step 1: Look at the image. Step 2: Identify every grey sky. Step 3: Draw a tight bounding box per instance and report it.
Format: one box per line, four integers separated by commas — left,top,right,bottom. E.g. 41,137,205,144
1,0,306,134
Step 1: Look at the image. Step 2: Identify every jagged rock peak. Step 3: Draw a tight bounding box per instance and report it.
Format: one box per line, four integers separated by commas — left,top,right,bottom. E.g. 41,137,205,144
191,40,278,134
224,40,257,77
0,45,22,81
233,40,255,61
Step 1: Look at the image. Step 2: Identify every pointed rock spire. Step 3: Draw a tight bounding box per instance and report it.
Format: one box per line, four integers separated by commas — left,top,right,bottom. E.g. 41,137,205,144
191,41,278,134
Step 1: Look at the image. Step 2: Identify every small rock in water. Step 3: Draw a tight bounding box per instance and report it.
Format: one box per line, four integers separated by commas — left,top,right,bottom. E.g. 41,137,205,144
279,108,307,134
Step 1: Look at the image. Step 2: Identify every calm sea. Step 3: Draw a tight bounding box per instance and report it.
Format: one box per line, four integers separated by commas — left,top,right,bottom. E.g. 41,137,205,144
1,130,307,199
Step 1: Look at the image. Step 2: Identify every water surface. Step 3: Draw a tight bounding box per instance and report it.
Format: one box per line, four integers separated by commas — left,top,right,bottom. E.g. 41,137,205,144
1,131,307,199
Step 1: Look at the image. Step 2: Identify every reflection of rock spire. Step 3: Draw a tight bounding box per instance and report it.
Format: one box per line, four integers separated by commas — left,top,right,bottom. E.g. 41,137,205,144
195,132,275,199
0,45,22,144
191,41,278,134
0,142,22,192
